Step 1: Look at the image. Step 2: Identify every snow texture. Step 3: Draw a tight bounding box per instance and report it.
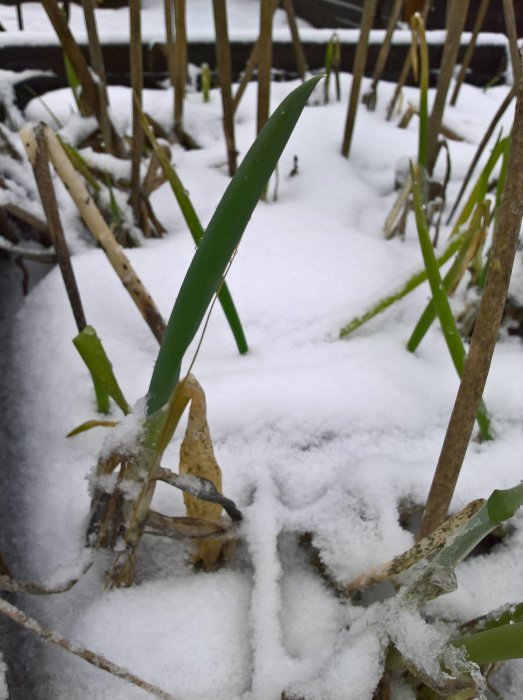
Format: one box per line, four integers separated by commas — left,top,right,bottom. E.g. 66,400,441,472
1,1,523,698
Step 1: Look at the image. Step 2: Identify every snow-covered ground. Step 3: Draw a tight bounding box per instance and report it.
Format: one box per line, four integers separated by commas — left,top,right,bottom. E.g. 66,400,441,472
1,2,523,700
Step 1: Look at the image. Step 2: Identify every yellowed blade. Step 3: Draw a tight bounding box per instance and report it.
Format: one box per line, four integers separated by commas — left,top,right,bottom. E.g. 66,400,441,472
179,375,226,569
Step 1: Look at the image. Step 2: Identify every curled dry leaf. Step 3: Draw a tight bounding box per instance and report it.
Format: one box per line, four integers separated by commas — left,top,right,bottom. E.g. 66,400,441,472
179,375,232,569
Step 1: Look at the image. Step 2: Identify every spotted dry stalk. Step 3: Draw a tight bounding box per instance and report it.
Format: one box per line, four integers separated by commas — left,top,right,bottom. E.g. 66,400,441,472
419,62,523,538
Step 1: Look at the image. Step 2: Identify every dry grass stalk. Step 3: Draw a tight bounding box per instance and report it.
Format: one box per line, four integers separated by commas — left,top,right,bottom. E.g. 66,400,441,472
418,61,523,539
30,125,87,332
174,0,187,140
163,0,176,90
130,0,144,222
341,0,378,158
212,0,237,175
0,597,176,699
282,0,307,81
81,0,114,154
257,0,274,136
426,0,471,174
21,124,166,343
503,0,521,86
449,0,490,106
41,0,126,157
386,0,431,121
362,0,404,111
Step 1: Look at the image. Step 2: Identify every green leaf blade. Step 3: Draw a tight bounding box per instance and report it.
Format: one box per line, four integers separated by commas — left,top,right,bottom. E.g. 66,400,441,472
147,76,323,415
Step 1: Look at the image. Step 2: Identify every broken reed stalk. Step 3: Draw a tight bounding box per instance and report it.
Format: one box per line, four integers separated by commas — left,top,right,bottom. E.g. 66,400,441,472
174,0,187,141
81,0,114,154
362,0,404,110
503,0,521,86
257,0,274,136
0,598,176,700
41,0,126,157
341,0,378,158
449,0,490,106
21,125,166,343
446,86,516,224
282,0,307,81
129,0,144,222
418,62,523,539
30,126,86,332
426,0,470,174
212,0,237,175
386,0,431,121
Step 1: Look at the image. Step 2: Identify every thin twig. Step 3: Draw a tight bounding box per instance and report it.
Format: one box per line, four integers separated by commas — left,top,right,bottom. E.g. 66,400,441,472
503,0,521,86
0,597,176,699
212,0,237,175
130,0,144,221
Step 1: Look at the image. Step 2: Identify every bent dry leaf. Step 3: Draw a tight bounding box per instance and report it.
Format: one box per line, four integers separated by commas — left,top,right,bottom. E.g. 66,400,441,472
178,375,227,569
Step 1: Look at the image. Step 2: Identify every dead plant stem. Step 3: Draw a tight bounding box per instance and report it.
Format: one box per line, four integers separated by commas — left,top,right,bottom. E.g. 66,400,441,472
418,62,523,539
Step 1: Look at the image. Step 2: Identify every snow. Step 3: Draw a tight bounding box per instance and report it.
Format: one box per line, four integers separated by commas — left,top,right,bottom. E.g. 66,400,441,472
1,1,523,699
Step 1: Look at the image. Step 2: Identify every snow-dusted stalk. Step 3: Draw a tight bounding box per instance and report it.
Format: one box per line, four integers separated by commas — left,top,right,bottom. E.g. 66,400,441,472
21,125,166,343
341,0,378,158
212,0,237,175
447,88,515,224
426,0,470,174
449,0,490,106
0,598,176,700
418,64,523,538
410,163,492,441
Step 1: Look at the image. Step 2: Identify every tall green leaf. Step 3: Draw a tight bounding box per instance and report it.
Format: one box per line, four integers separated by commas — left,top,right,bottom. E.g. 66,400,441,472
147,76,323,415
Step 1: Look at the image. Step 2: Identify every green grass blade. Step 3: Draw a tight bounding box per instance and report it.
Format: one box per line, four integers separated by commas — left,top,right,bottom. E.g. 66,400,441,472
410,164,492,440
339,232,466,338
147,76,323,415
73,325,130,415
454,622,523,664
139,108,248,357
407,202,488,352
451,134,508,237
